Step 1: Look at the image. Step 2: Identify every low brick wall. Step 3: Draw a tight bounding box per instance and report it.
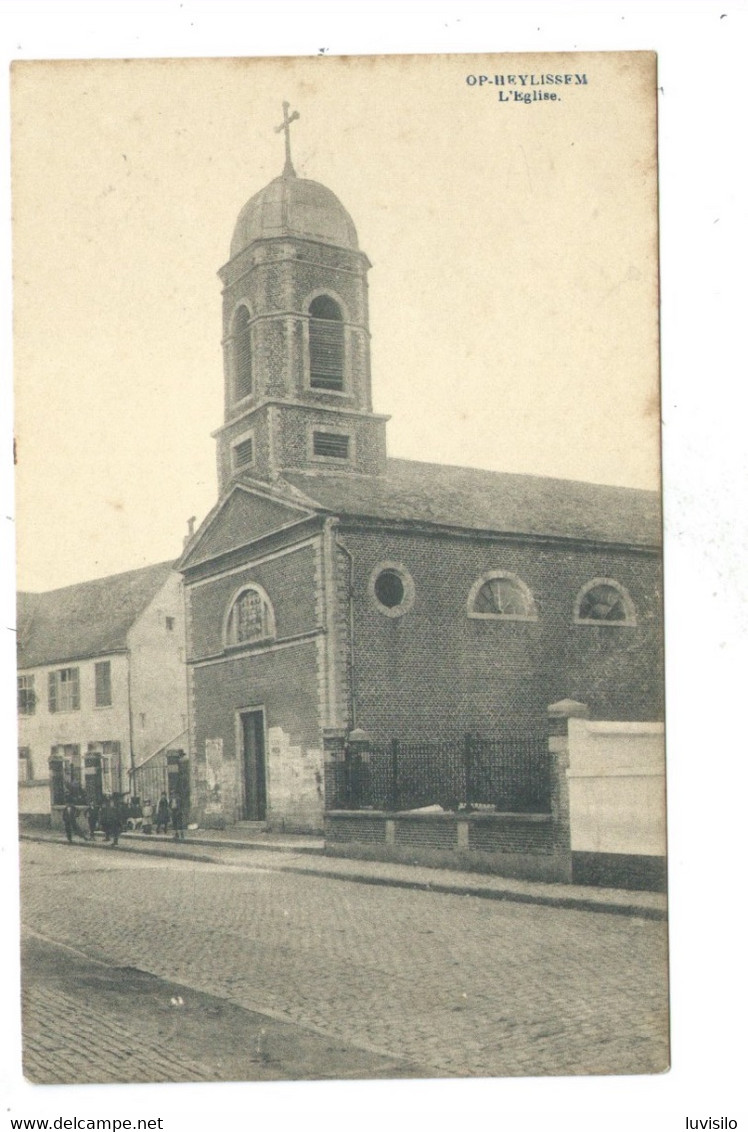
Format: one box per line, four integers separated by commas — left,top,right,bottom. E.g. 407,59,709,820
324,810,571,883
324,703,666,890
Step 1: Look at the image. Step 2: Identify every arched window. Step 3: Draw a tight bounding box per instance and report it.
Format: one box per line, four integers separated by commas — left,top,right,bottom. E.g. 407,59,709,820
231,306,252,402
467,571,537,621
225,585,275,648
574,579,636,625
309,294,344,391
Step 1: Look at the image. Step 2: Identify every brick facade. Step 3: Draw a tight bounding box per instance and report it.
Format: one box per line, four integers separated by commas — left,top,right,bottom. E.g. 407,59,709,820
215,232,386,486
338,525,663,741
185,536,329,829
183,507,662,833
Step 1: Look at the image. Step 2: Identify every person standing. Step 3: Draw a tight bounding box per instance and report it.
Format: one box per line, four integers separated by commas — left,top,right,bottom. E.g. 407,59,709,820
100,795,113,841
62,801,87,843
155,792,170,835
170,794,185,842
108,793,123,847
86,802,99,841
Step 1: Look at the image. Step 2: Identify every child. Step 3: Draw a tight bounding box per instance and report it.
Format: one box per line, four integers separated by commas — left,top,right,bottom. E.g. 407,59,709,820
141,798,154,834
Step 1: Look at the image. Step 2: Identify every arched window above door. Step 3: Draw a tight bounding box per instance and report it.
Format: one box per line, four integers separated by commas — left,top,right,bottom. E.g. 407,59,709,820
225,585,276,648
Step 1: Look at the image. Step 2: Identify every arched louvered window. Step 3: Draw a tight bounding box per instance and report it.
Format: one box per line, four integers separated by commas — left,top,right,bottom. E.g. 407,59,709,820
574,579,636,625
467,571,538,621
232,306,252,402
309,294,344,391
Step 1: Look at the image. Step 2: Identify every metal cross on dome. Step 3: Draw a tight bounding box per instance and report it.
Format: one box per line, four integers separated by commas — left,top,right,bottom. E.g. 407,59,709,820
275,101,300,177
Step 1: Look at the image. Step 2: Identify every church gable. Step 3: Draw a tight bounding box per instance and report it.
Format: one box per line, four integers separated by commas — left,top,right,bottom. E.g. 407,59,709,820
181,487,314,569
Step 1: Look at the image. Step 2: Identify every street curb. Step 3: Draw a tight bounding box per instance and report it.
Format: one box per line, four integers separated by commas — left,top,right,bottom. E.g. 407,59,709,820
20,833,219,866
122,832,325,855
19,833,666,920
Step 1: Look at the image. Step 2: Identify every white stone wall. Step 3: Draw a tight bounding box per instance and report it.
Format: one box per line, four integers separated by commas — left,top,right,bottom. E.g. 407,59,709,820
567,719,666,857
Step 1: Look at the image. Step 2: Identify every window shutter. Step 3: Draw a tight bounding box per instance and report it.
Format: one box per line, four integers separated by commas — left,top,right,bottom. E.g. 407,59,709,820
48,671,57,713
233,437,254,469
309,320,345,389
313,431,350,459
95,661,111,707
233,307,252,401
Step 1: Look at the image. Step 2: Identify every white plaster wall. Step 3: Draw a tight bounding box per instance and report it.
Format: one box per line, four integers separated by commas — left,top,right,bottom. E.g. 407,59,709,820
17,653,132,806
266,725,324,830
567,719,666,856
127,572,189,766
19,781,53,815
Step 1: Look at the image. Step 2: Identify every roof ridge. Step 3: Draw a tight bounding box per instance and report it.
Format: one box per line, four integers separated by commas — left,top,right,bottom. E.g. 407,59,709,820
19,558,176,598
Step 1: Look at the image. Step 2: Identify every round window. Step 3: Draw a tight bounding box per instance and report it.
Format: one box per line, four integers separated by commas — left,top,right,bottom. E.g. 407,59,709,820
374,570,405,608
368,562,415,618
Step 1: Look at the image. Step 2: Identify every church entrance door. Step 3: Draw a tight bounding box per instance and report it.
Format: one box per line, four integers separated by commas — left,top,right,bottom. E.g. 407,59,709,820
240,709,267,821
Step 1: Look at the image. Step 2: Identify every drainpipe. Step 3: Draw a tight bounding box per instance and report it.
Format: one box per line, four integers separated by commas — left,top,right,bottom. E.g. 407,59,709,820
126,653,136,796
334,528,357,730
322,517,341,730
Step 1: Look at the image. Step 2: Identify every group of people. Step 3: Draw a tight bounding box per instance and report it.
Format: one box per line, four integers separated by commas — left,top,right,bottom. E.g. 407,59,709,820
61,790,187,845
140,792,186,840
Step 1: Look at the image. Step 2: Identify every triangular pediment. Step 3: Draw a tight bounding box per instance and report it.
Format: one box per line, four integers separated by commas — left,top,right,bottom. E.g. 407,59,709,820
180,485,315,569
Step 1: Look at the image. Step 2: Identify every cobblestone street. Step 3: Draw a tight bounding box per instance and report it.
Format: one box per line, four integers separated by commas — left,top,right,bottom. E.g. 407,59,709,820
20,841,669,1082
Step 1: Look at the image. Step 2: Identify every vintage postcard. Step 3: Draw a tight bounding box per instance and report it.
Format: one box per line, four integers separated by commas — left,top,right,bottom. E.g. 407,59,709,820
12,52,666,1085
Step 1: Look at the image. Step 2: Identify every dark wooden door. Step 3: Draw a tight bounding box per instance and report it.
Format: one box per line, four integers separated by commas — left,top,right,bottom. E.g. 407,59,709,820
241,710,267,820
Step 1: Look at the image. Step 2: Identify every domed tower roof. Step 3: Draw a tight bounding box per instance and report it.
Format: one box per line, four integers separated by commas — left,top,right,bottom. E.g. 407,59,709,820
230,172,359,260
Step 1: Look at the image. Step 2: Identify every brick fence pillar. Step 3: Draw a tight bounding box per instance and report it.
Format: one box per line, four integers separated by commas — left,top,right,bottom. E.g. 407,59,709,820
547,699,589,883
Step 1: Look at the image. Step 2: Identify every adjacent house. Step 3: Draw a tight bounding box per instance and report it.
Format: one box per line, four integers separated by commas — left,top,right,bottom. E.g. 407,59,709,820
17,561,188,827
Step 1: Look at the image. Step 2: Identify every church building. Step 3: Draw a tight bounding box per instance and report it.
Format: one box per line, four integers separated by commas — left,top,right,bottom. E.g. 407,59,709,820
179,108,663,833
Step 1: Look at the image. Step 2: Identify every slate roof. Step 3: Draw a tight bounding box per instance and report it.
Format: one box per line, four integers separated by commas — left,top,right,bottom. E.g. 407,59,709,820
235,457,661,549
17,561,176,669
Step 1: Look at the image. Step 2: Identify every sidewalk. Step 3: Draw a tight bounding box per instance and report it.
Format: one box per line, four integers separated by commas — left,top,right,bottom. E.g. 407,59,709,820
19,827,667,920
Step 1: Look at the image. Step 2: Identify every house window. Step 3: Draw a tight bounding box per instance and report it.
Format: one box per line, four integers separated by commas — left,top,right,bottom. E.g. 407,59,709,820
86,741,122,798
368,562,415,618
166,616,175,631
313,431,349,460
467,572,537,621
48,667,80,713
309,294,345,391
17,674,36,715
231,305,253,401
94,661,112,707
574,579,636,625
232,435,254,470
225,585,275,647
49,744,82,804
18,748,32,783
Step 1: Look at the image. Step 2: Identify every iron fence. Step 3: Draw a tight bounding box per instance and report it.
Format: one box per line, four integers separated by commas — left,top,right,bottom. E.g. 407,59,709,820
325,732,550,814
130,749,189,810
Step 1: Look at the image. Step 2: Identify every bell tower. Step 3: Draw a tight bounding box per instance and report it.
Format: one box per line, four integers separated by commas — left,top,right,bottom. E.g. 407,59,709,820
214,104,388,490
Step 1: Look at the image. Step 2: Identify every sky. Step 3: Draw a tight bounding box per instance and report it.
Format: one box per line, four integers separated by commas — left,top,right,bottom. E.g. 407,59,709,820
11,51,659,591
